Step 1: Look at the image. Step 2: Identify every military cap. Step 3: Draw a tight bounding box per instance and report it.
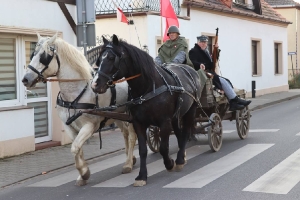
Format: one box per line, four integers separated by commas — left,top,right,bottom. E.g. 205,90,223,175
167,26,180,36
197,35,208,42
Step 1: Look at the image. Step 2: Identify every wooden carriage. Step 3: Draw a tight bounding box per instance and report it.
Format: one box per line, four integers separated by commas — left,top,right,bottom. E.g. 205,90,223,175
146,77,251,153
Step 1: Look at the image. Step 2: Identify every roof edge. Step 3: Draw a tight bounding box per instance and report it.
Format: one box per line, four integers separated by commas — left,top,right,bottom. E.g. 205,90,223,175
183,0,291,25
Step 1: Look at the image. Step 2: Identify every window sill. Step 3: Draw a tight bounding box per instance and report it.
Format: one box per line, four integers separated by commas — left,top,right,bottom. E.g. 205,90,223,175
274,73,282,76
0,105,32,112
252,74,262,77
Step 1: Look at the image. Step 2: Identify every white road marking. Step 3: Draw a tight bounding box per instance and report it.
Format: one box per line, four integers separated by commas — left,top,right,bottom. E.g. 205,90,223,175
163,144,274,188
249,129,279,133
243,148,300,194
295,132,300,136
93,145,210,187
28,149,143,187
223,130,235,133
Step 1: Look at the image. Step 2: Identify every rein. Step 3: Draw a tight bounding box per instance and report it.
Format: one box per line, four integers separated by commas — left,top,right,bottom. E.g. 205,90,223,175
112,74,141,84
43,74,141,83
45,78,89,82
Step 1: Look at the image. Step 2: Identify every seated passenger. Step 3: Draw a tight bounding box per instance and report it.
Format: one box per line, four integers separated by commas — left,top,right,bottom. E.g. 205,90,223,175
154,25,193,67
189,35,251,111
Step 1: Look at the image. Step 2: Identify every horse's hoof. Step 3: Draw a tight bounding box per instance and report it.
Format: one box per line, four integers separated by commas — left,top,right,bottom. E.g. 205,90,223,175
175,164,184,172
167,162,176,172
82,168,90,180
133,180,147,187
122,167,132,174
133,156,137,165
75,179,87,186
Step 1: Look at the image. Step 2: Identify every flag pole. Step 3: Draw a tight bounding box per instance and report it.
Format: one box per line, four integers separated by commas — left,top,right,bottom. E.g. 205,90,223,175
161,16,163,44
160,0,163,45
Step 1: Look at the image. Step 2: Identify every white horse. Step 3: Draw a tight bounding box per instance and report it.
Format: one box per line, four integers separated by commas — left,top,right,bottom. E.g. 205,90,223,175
22,33,137,186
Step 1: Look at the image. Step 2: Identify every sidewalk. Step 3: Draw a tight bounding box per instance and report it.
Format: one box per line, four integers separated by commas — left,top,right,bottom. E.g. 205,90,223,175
1,89,300,188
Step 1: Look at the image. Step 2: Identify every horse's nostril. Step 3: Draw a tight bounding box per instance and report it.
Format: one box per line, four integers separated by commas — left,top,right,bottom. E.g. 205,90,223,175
22,78,28,84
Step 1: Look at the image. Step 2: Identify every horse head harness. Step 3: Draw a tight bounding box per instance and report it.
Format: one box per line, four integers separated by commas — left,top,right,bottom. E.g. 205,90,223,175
97,44,123,87
28,46,61,83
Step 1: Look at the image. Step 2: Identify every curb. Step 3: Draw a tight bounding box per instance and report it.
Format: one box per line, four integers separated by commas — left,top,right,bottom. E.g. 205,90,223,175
250,94,300,111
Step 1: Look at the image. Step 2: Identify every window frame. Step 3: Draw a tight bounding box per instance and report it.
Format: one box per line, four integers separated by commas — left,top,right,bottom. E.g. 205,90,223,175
274,41,283,75
251,38,262,76
0,34,23,107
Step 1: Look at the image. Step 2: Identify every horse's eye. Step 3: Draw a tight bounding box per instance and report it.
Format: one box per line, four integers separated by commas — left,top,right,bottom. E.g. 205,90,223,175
108,56,114,60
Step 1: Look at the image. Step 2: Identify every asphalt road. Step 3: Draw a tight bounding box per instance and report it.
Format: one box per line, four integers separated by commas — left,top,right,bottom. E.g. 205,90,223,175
1,97,300,200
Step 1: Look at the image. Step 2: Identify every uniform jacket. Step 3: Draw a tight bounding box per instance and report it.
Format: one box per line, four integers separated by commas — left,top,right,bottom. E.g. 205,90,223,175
189,44,231,90
158,36,193,67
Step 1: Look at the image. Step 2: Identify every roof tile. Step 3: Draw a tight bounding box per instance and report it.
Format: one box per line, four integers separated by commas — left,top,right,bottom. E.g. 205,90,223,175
184,0,291,24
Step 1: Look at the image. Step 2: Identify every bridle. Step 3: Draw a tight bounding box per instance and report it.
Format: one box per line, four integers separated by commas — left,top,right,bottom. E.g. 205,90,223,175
28,45,60,83
96,44,124,87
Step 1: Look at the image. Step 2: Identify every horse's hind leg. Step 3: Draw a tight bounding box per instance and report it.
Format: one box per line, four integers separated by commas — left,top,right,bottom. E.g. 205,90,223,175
115,121,137,174
71,123,95,186
174,103,197,171
159,119,176,171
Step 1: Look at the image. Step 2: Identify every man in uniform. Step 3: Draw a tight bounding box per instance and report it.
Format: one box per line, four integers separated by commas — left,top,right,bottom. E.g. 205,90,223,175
155,26,193,67
189,35,251,111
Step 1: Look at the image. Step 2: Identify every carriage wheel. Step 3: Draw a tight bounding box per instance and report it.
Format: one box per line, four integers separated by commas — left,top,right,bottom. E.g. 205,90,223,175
146,126,160,153
208,113,223,152
236,106,250,139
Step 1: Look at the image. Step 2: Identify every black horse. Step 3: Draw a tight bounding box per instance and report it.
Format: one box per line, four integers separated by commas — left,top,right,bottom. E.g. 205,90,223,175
91,35,202,186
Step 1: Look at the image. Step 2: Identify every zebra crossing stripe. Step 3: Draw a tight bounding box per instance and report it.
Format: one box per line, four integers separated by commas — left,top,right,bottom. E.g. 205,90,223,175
92,145,210,187
28,149,142,187
223,130,235,133
249,129,279,132
163,144,274,188
243,148,300,194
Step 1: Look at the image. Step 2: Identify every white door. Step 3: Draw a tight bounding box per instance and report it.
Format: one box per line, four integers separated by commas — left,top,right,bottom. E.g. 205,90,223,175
23,37,52,143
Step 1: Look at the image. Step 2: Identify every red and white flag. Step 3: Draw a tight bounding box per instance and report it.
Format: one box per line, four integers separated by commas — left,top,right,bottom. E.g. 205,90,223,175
112,0,129,24
160,0,179,42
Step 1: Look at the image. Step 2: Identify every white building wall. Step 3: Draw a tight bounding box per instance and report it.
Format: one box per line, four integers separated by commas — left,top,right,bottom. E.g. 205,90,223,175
0,0,77,157
95,16,148,49
0,0,77,44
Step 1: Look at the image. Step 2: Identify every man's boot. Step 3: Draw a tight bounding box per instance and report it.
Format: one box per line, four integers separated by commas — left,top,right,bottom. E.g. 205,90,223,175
233,96,251,106
229,99,244,111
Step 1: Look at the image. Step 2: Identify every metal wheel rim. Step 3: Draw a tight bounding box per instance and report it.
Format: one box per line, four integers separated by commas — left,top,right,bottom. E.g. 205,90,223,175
146,127,160,153
236,106,250,139
208,113,222,152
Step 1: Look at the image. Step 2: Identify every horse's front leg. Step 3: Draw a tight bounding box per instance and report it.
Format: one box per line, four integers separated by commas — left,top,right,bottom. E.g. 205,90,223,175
114,121,137,174
160,119,175,171
71,122,95,186
133,122,148,187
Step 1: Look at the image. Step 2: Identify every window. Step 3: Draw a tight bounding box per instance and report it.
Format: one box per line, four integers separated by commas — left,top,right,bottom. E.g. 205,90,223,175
0,37,17,102
251,39,262,76
252,41,257,75
235,0,246,3
274,42,282,74
207,36,213,55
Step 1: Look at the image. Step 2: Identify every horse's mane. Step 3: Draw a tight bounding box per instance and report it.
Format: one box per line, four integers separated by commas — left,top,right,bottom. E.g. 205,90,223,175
43,37,93,80
116,39,156,81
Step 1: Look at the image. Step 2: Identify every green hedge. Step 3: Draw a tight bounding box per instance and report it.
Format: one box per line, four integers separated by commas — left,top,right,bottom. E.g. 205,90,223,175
289,73,300,89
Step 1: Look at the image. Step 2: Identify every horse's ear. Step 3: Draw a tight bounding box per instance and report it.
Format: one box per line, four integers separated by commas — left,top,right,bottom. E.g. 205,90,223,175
102,36,109,45
112,34,119,46
36,32,41,41
48,33,57,44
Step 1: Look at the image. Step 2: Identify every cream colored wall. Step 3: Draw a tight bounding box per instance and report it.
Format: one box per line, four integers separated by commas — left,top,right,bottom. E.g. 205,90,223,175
95,16,148,49
275,8,297,80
